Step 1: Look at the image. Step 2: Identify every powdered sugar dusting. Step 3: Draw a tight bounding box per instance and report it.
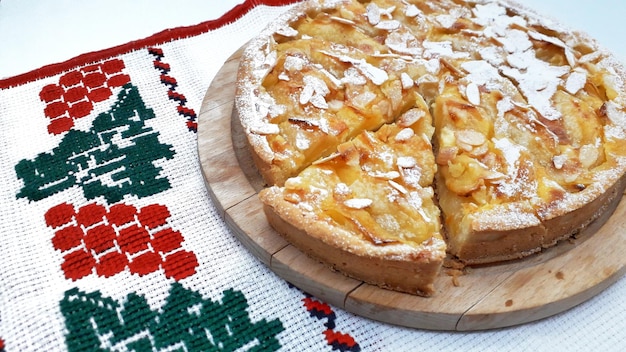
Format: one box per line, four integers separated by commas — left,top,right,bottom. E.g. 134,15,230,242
493,137,526,197
237,0,626,267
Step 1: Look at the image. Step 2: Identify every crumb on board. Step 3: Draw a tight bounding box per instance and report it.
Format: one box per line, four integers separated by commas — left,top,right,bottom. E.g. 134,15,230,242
443,257,469,287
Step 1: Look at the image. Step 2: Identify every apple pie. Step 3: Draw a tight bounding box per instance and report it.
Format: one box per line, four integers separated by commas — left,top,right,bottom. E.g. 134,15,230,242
234,0,626,295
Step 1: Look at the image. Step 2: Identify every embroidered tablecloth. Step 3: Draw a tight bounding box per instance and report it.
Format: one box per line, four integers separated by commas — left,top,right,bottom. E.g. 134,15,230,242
1,1,624,351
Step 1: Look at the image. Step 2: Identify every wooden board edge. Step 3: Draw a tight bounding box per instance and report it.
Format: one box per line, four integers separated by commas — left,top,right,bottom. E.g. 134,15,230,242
198,49,257,216
225,196,290,267
271,244,363,309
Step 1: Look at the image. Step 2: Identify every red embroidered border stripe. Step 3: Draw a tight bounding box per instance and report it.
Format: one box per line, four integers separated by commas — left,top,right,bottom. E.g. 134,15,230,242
0,0,302,89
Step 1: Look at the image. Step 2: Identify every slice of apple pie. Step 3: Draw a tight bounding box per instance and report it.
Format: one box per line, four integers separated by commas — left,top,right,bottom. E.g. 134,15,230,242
260,104,445,296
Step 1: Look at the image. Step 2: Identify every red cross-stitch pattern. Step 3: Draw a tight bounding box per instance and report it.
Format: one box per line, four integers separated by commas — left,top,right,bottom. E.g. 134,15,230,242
46,202,198,281
302,295,361,352
148,47,198,132
39,59,131,135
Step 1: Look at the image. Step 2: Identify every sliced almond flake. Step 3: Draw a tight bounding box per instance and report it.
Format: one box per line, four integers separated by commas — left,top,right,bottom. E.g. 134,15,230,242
564,49,577,68
397,156,417,168
356,61,389,85
435,14,458,28
344,198,373,209
312,152,341,165
254,92,276,119
565,71,587,95
400,72,414,89
579,51,603,64
342,67,368,86
483,170,506,180
309,94,329,109
249,123,280,135
321,51,389,85
563,170,582,184
253,49,278,80
385,41,423,57
366,3,381,25
329,16,356,25
465,82,481,105
275,25,298,37
497,29,533,54
469,143,489,157
457,140,474,152
384,31,422,56
604,124,626,140
455,129,486,146
376,20,401,31
299,84,315,105
417,73,439,87
369,170,401,179
398,109,424,127
394,128,415,142
327,99,344,111
388,180,408,194
405,4,421,17
350,91,376,109
417,209,431,223
423,41,470,60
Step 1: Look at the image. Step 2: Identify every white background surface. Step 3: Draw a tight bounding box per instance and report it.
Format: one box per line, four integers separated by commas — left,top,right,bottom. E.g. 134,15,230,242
1,0,626,79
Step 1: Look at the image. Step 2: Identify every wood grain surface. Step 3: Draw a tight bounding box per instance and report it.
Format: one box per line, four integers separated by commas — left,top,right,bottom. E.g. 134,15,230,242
197,48,626,331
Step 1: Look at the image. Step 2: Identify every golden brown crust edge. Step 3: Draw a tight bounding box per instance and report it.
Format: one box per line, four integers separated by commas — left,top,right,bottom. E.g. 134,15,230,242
260,187,445,296
449,174,626,265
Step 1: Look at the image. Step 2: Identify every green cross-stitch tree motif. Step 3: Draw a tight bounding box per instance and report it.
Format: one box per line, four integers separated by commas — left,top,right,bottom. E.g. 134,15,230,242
61,283,285,351
15,83,175,203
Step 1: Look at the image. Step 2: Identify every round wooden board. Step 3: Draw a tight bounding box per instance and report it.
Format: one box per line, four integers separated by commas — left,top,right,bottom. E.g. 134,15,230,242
197,48,626,331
